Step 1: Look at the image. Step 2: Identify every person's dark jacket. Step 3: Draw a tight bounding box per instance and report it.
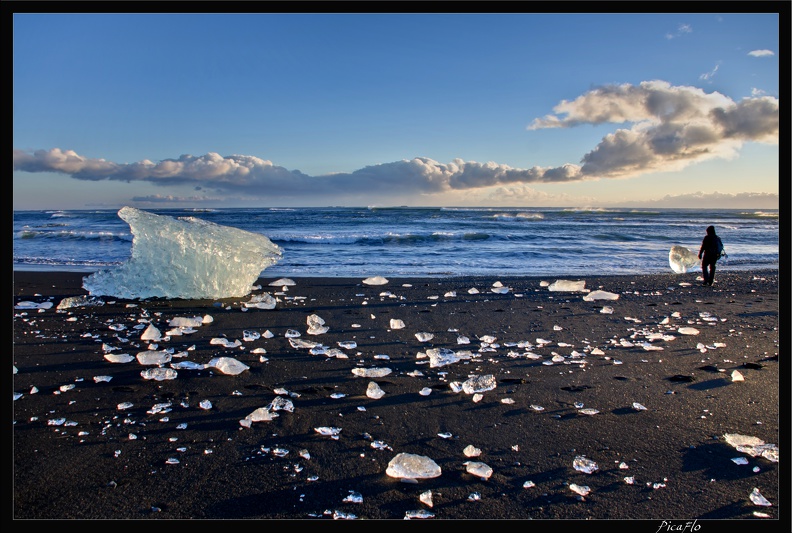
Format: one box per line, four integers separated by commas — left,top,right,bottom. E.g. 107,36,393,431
699,226,720,261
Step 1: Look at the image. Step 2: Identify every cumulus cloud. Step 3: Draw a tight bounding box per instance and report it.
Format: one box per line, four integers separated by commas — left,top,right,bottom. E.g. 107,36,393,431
527,80,778,178
748,49,775,57
13,81,778,203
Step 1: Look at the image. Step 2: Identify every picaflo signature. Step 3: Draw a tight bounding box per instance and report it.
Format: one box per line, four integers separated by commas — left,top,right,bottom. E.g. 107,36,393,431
656,520,701,533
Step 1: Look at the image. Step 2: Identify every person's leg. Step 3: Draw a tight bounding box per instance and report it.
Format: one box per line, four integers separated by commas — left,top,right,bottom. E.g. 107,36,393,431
708,262,716,285
701,261,709,285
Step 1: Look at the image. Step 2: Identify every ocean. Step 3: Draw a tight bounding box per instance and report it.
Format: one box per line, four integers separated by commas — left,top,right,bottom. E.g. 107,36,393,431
12,206,779,278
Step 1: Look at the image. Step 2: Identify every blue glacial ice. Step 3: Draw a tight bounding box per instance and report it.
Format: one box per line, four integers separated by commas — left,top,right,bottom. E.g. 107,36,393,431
83,206,282,299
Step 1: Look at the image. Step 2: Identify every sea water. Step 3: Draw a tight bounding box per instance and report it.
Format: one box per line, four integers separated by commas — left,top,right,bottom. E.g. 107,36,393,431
12,206,779,278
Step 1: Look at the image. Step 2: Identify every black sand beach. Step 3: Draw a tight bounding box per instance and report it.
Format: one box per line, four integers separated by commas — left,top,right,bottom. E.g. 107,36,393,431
12,270,783,523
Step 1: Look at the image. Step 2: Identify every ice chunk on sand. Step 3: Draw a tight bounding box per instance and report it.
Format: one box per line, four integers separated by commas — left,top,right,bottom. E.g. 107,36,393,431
244,293,277,309
136,350,172,365
56,296,103,309
723,433,778,462
386,453,442,480
548,280,586,292
268,278,296,286
207,357,250,375
82,207,282,299
362,276,389,285
461,374,496,394
351,367,392,378
366,381,386,399
464,461,493,480
583,290,619,301
669,245,700,274
104,353,135,364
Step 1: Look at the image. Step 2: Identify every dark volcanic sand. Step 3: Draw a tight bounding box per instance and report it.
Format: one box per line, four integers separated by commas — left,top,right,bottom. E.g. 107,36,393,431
12,270,783,523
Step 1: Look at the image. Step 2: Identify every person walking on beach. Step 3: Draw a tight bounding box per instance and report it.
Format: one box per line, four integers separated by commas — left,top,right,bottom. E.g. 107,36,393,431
698,225,724,286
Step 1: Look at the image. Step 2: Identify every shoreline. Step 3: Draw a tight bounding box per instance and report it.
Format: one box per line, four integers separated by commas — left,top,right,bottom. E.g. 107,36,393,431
13,270,783,521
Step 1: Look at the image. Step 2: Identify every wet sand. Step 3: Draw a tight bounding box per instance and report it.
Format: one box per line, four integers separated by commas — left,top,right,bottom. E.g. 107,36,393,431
12,270,783,522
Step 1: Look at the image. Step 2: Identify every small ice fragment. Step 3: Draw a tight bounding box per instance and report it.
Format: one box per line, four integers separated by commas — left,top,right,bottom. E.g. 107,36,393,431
749,488,772,506
465,461,493,480
600,306,614,314
415,332,434,342
240,406,278,426
314,426,342,437
351,367,392,378
461,374,496,394
366,382,386,399
731,370,745,382
338,341,357,349
244,293,277,309
583,290,619,301
548,280,586,292
404,509,435,519
677,327,700,335
390,319,406,329
569,484,591,496
242,330,261,341
419,387,432,396
93,375,112,383
207,357,250,375
209,337,242,348
523,480,536,489
362,276,389,285
463,445,482,457
573,455,598,474
269,278,296,286
168,316,204,328
136,350,172,365
140,368,178,381
343,491,363,504
632,402,647,411
578,408,600,416
290,338,318,349
139,324,162,342
386,453,442,479
732,457,749,465
56,296,103,309
426,347,461,368
530,404,545,412
468,287,480,294
199,399,212,410
419,490,433,507
307,314,328,335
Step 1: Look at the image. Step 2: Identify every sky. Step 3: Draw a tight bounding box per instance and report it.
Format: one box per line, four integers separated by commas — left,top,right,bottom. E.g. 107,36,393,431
11,8,783,210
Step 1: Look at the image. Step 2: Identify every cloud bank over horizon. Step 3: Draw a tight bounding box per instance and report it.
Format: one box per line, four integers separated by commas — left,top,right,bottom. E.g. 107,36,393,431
14,81,779,204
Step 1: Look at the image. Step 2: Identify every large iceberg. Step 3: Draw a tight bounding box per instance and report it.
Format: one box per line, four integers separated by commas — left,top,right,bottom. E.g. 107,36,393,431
83,207,282,299
669,245,700,274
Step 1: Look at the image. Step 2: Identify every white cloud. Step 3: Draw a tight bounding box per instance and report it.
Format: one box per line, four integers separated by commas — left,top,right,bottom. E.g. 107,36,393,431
13,81,779,204
748,49,775,57
699,63,720,81
665,23,692,39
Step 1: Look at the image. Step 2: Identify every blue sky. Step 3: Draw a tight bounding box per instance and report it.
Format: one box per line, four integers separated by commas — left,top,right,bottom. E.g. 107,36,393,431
12,10,782,210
